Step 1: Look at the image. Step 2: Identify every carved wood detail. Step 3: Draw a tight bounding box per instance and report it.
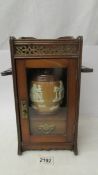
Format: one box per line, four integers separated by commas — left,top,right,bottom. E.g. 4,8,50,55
15,44,79,57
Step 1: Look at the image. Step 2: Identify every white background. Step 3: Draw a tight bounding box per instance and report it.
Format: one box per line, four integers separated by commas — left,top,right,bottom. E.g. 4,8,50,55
0,0,98,116
0,1,98,175
0,0,98,48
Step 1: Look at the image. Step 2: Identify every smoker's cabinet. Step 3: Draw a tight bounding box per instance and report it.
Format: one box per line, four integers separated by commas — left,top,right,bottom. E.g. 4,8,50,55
10,36,83,155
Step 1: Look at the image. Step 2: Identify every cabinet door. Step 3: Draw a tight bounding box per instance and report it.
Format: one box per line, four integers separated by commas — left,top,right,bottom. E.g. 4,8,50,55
16,58,78,145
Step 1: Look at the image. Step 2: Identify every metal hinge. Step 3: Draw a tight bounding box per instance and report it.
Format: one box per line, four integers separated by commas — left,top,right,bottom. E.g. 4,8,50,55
20,100,28,119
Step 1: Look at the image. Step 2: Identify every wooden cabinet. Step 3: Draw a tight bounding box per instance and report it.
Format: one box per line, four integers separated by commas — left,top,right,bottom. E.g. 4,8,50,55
10,36,83,155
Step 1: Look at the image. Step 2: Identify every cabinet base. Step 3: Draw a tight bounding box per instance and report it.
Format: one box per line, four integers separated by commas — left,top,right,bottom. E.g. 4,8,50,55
17,142,78,155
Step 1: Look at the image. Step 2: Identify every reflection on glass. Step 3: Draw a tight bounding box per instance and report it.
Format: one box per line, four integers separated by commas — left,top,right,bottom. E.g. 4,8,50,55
26,68,67,135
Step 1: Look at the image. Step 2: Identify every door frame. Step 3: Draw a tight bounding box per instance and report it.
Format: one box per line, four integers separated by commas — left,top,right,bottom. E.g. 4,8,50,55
16,58,78,145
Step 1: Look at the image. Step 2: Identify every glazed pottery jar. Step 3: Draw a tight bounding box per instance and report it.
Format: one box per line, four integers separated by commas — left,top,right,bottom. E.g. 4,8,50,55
30,73,64,114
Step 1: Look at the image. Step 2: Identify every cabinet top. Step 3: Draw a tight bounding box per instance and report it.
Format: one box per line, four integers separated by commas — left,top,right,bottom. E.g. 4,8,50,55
10,36,83,59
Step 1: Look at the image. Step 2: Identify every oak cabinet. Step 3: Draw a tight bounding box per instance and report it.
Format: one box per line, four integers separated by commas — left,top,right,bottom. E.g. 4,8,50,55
10,36,83,155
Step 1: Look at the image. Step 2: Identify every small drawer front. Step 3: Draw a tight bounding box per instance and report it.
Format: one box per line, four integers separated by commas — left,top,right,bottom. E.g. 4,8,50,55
30,117,66,135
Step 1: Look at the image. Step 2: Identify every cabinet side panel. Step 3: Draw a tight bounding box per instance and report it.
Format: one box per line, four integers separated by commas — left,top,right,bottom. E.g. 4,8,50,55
10,37,22,154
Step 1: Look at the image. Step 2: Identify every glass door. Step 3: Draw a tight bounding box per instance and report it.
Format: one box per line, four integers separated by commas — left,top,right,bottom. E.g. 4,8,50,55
16,58,77,144
26,67,67,136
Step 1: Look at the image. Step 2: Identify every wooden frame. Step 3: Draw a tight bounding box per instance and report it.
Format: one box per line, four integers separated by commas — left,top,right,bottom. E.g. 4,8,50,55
10,36,83,155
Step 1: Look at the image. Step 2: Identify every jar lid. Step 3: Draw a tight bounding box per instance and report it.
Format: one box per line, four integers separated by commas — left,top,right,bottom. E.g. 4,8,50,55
32,74,58,82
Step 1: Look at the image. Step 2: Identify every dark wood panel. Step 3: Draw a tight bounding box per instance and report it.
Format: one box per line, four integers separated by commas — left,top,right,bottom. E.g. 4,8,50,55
66,60,77,141
25,59,68,68
16,60,30,144
22,142,73,151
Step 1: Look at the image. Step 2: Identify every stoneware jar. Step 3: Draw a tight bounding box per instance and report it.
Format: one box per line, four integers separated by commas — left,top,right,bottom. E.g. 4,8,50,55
30,74,64,114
